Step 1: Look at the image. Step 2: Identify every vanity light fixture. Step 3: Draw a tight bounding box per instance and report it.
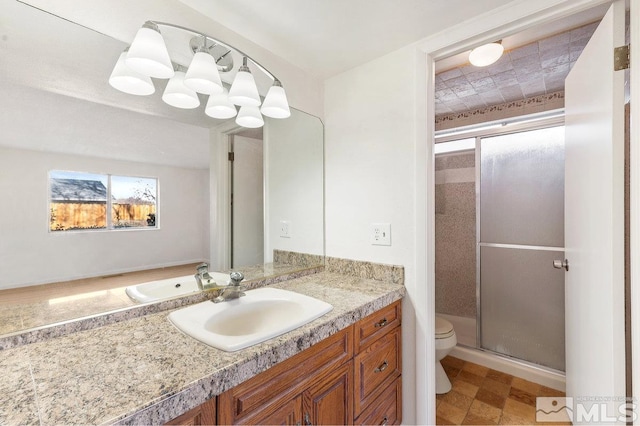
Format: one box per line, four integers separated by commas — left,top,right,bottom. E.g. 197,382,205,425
162,65,200,109
108,48,155,96
468,40,504,67
109,21,291,128
205,88,238,119
236,105,265,128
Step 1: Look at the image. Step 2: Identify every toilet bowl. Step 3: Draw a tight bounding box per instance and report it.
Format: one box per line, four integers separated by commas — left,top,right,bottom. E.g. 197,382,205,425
435,316,457,394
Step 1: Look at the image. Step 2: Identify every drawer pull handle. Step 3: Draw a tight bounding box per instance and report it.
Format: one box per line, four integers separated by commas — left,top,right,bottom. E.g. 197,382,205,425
380,416,389,425
304,412,312,426
374,318,388,328
374,360,388,373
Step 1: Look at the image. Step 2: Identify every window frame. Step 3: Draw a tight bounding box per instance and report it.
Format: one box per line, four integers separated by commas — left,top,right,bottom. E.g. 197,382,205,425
48,170,160,233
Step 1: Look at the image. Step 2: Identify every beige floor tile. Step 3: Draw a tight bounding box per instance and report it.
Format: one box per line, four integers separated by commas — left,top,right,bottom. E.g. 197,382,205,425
503,398,536,421
486,369,514,385
481,379,511,397
462,413,498,425
435,358,566,426
441,390,474,412
437,401,468,425
467,400,502,423
462,362,489,377
511,377,541,395
499,412,535,425
452,379,480,399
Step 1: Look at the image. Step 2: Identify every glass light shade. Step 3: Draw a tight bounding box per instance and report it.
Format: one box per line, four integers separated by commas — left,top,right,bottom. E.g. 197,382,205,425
205,88,237,119
184,51,224,95
162,71,200,109
125,26,174,78
260,84,290,118
236,105,264,128
109,52,155,96
228,69,261,107
468,42,504,67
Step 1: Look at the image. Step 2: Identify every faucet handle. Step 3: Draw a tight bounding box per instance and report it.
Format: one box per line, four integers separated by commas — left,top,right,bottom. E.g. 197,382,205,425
196,262,209,274
229,271,244,285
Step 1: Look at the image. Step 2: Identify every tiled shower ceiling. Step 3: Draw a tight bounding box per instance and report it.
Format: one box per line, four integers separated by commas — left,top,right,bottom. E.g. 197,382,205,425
434,21,598,117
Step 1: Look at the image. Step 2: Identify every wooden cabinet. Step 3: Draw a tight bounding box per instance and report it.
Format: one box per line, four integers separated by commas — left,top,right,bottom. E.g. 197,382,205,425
165,397,216,426
355,377,402,426
217,328,353,424
165,300,402,426
303,361,353,426
353,302,402,425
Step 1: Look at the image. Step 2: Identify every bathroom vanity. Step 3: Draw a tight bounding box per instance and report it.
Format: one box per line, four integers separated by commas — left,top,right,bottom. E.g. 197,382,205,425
0,265,404,425
170,300,402,425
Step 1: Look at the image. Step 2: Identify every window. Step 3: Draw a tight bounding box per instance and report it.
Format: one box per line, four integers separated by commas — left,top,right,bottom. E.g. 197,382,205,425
49,171,157,232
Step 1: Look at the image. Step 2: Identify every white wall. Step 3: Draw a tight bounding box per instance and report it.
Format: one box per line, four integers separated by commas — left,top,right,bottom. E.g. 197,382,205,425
0,147,209,288
324,45,427,425
264,109,324,261
232,136,264,267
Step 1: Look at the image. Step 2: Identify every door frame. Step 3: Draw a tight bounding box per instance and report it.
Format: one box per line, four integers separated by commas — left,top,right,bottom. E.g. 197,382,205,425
415,0,637,423
210,121,244,272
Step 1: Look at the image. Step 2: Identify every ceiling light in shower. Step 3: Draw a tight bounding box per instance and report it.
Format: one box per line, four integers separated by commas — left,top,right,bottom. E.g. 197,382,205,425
469,40,504,67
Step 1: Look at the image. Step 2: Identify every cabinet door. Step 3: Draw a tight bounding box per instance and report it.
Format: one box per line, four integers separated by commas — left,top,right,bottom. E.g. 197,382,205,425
241,395,302,425
165,397,216,425
303,361,353,426
355,378,402,426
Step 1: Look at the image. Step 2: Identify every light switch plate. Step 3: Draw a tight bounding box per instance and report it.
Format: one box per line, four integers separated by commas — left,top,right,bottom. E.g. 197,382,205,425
371,223,391,246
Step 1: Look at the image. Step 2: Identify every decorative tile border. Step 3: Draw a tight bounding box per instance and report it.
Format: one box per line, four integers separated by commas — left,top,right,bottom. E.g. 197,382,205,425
435,91,564,131
325,256,404,285
273,250,324,267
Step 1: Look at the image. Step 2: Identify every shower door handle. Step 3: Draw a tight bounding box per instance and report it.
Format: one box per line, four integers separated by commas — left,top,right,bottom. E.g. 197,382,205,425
553,259,569,271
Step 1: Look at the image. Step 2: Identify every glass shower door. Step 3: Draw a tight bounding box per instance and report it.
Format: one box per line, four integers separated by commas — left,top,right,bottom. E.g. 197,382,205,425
479,126,566,371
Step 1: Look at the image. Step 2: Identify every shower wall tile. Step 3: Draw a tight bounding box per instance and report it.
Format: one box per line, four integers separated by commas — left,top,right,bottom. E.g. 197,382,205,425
435,153,475,171
435,152,477,318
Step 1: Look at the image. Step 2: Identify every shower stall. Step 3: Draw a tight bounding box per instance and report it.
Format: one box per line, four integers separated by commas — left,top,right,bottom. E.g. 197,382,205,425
435,121,566,374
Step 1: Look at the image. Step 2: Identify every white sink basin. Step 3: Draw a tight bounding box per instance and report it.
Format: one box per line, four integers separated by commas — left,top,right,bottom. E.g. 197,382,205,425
125,273,230,303
168,287,333,352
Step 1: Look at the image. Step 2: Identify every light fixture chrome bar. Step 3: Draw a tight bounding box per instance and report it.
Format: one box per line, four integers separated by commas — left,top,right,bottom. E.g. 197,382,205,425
149,21,280,83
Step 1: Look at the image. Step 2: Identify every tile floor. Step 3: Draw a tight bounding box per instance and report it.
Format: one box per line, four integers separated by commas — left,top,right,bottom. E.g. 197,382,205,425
436,356,569,425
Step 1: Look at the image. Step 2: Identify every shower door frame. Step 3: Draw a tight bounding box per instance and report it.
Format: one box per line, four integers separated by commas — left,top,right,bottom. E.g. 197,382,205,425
435,112,566,366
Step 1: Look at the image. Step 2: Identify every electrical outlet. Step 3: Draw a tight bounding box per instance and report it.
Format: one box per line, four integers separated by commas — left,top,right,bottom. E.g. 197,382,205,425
280,220,291,238
371,223,391,246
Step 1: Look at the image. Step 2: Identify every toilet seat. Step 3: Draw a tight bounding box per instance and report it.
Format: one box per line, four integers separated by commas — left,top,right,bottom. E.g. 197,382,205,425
435,317,455,339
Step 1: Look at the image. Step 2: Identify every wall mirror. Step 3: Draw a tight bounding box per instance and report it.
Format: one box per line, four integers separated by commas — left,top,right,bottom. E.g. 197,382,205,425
0,1,324,338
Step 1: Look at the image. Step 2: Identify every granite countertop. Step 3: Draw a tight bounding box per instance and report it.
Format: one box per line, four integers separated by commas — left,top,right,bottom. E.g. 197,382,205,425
0,271,405,426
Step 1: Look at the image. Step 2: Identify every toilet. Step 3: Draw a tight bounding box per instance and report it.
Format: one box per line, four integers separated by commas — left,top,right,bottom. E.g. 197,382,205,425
435,316,457,394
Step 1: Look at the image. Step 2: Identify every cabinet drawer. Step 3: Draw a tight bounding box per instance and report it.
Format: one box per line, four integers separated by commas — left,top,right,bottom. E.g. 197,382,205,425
217,327,353,424
355,377,402,426
354,327,401,416
355,301,401,352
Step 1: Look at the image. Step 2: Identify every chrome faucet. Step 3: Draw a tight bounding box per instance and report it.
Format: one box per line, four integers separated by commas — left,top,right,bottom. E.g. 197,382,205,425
213,271,246,303
194,262,214,290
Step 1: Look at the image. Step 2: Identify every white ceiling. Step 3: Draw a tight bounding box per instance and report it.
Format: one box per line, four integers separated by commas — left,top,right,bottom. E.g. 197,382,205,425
176,0,517,79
